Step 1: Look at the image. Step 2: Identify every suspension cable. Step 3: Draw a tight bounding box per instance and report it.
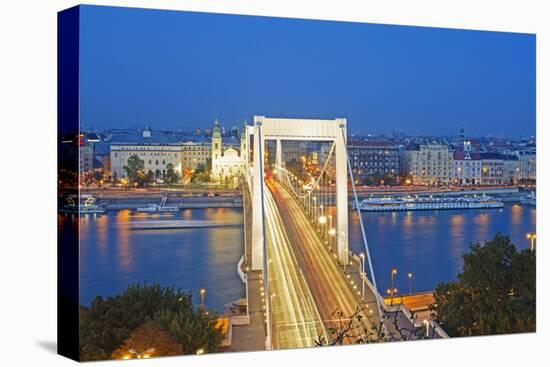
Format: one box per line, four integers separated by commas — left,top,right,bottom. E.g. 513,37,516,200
340,128,384,322
279,142,336,200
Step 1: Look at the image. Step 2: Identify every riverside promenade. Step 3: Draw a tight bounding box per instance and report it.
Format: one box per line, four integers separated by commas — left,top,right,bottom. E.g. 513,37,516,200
80,187,243,209
228,183,266,351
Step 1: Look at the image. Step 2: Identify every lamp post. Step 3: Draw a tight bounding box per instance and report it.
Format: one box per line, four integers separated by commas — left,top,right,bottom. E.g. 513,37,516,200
408,272,413,296
200,287,206,310
360,253,366,300
390,268,397,298
526,233,537,252
423,319,430,338
313,196,317,222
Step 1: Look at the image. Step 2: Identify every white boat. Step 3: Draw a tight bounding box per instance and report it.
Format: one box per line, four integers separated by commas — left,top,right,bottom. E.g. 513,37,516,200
520,191,536,206
356,193,504,212
136,196,179,213
60,194,106,214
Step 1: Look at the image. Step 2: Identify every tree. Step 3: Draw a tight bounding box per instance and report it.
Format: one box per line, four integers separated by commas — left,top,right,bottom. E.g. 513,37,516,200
195,163,206,174
146,170,154,184
111,322,183,359
153,308,224,354
432,234,535,337
79,283,223,361
314,307,389,346
123,155,145,185
166,163,179,184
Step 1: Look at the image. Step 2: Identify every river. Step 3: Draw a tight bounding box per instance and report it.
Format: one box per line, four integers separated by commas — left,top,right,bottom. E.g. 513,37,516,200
64,203,535,312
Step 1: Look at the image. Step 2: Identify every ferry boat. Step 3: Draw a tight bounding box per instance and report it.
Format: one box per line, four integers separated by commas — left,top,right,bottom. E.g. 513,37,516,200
356,194,503,212
136,195,179,213
60,195,106,214
520,191,536,206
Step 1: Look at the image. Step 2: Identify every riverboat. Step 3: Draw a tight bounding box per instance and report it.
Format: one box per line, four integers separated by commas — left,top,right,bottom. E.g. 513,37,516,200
356,194,503,212
520,191,536,206
60,195,106,214
136,195,179,213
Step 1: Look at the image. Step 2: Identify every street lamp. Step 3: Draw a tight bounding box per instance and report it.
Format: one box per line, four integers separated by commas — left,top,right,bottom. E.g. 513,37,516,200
200,287,206,310
390,268,397,298
360,253,366,300
423,319,430,338
526,233,537,252
312,196,317,222
408,272,413,296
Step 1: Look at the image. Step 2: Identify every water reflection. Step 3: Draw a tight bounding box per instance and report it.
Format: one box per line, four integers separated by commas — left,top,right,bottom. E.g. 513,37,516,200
72,203,535,312
75,208,245,312
350,203,536,296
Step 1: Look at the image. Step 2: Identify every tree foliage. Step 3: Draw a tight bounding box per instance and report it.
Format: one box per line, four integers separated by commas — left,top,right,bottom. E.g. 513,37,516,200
122,155,145,185
314,307,390,346
111,322,183,359
79,283,223,361
166,163,179,184
432,234,535,337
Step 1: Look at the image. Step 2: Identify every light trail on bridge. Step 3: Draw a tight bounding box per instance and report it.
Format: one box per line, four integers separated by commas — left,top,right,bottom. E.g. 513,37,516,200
266,178,380,344
263,184,327,349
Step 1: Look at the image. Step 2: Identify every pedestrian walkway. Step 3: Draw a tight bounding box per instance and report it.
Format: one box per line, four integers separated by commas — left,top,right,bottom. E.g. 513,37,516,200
229,270,266,351
227,184,266,352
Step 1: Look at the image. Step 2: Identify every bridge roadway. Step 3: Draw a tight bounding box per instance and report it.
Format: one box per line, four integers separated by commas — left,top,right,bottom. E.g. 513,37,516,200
266,179,379,344
264,183,327,349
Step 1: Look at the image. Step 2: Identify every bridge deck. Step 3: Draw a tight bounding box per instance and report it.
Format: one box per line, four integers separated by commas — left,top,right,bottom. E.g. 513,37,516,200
268,179,380,343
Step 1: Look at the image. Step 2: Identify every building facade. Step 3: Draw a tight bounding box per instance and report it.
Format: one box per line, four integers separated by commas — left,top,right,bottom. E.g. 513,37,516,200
452,151,482,186
502,154,520,185
480,153,505,186
348,140,401,183
403,142,453,186
211,119,246,184
110,127,184,180
517,149,536,181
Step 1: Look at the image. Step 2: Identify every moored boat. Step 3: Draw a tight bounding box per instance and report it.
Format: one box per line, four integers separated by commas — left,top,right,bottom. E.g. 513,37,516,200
520,191,536,206
356,193,503,212
60,194,106,214
136,195,179,213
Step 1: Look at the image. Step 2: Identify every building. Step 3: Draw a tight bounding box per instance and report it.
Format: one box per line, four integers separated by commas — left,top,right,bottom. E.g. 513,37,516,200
502,154,520,185
517,149,536,182
180,140,211,170
110,127,185,180
480,152,505,186
403,142,453,186
211,119,246,185
348,140,401,184
452,151,482,186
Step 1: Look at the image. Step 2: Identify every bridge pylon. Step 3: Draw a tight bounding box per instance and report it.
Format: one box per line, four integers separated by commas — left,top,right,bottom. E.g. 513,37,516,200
248,116,349,270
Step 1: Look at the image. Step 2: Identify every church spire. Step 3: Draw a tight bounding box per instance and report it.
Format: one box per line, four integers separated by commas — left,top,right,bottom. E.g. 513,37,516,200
213,118,221,138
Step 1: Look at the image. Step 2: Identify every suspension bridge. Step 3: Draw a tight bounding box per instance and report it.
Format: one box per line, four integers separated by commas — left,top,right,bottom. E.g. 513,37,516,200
237,116,441,351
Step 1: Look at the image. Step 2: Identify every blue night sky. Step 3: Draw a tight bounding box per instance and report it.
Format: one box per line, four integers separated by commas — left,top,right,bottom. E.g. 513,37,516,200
79,5,536,137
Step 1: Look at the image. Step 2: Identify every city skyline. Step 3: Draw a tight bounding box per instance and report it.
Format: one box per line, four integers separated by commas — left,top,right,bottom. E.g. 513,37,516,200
80,6,535,137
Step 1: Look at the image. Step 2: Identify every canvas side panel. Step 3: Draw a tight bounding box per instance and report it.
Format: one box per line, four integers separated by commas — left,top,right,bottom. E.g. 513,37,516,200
57,5,80,362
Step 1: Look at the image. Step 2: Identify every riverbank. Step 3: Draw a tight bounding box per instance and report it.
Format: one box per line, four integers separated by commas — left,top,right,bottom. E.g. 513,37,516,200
77,185,530,210
79,188,243,210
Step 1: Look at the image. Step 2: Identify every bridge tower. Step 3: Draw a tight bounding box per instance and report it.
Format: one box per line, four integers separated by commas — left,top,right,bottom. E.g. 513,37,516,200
249,116,349,270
